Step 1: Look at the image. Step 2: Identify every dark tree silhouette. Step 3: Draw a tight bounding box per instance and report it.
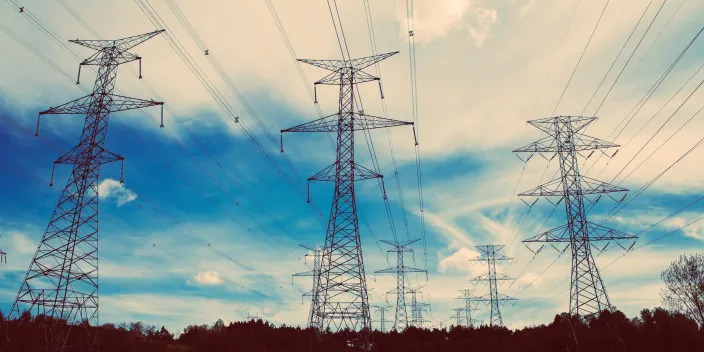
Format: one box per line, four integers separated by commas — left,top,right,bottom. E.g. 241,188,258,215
661,253,704,325
1,309,703,351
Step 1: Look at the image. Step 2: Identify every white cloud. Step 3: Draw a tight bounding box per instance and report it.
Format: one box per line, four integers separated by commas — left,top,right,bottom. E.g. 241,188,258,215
468,7,498,47
438,247,480,273
193,270,224,285
403,0,498,47
9,231,36,254
664,215,704,241
98,178,137,206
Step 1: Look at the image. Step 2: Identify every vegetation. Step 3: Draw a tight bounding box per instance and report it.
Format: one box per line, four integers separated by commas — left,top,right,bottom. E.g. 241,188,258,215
1,308,703,351
661,253,704,325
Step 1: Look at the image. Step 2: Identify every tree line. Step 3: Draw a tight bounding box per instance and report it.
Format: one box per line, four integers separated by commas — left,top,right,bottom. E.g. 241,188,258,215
1,307,703,351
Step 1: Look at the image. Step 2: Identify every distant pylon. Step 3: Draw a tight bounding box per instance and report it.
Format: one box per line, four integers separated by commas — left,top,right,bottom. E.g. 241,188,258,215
407,287,430,328
292,244,322,328
374,238,426,330
450,308,463,327
7,30,164,352
244,312,260,321
456,289,480,327
514,116,637,316
470,245,517,326
281,51,414,345
371,305,393,332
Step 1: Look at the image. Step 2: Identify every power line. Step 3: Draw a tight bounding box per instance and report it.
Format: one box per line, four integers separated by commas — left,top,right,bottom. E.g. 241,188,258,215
591,0,667,116
552,0,610,115
581,0,653,115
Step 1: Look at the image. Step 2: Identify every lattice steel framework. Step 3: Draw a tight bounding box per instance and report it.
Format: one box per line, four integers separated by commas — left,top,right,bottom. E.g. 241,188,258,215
514,116,637,316
374,238,426,331
450,308,463,327
7,30,164,352
456,289,480,327
371,305,392,332
407,287,430,328
281,51,413,342
470,245,517,326
292,244,322,328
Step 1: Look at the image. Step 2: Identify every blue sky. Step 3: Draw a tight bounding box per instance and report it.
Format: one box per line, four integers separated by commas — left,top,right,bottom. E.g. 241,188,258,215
1,0,704,333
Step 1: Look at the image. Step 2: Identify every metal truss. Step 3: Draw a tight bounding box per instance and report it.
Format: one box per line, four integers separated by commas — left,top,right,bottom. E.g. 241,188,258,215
514,116,637,316
281,51,413,349
7,30,164,352
470,245,517,326
374,239,426,331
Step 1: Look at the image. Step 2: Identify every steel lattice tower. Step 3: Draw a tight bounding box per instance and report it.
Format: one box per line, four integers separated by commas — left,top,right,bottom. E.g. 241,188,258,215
281,51,413,339
470,245,517,326
450,308,463,327
407,287,430,328
456,289,480,327
371,305,392,332
514,116,637,316
374,238,426,331
292,244,322,328
7,30,165,352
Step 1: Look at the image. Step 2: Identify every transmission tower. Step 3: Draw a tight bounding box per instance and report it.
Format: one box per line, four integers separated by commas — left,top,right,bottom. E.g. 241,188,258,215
470,245,517,326
244,312,261,321
450,308,463,327
456,289,480,327
7,30,165,352
514,116,637,316
374,238,426,331
407,287,430,328
371,305,393,332
292,244,322,328
280,51,413,341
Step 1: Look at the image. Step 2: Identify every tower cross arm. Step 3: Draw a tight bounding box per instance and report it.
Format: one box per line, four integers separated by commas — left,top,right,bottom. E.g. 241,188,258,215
281,113,412,133
81,51,141,66
470,273,515,282
308,162,382,182
514,134,619,153
473,293,517,303
379,239,420,248
107,94,164,113
70,29,165,53
293,270,315,277
37,94,164,136
518,176,628,197
298,51,398,72
315,69,381,85
39,95,94,115
524,223,637,243
39,94,162,116
53,145,123,166
528,116,597,134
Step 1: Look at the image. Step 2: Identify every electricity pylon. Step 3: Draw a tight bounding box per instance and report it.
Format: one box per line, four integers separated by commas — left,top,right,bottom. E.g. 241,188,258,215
371,305,393,332
7,30,164,352
470,245,517,326
374,238,426,331
292,244,322,328
407,287,430,328
280,51,414,343
456,289,480,327
450,308,464,327
514,116,637,316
